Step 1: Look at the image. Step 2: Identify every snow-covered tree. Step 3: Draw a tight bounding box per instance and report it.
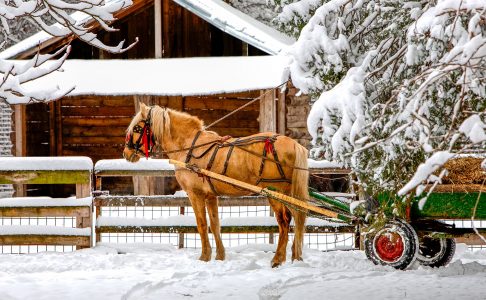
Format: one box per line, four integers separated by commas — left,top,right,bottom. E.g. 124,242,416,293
0,0,137,105
276,0,486,198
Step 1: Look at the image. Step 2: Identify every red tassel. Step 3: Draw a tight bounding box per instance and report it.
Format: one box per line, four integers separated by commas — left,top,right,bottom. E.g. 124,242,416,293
264,139,273,154
143,127,149,159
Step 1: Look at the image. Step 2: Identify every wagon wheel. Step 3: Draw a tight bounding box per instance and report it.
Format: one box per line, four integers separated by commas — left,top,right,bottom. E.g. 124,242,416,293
416,237,456,268
364,218,419,270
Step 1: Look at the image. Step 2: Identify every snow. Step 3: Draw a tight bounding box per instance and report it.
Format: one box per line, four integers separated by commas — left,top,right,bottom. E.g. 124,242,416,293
0,243,485,299
173,0,295,55
0,156,93,171
308,158,343,169
0,197,92,207
20,57,290,97
95,159,175,172
459,115,486,144
95,158,342,172
0,226,90,236
398,151,454,196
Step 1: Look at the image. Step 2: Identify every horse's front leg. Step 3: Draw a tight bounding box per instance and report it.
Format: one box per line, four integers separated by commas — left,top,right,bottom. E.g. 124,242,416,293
206,195,225,260
187,190,211,261
268,199,292,268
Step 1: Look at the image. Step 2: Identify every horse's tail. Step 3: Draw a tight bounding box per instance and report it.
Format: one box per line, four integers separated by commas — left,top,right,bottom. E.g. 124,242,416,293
290,142,308,261
291,143,309,202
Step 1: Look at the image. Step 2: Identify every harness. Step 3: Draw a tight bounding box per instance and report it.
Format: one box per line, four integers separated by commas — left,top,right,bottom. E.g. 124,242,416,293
126,107,291,195
125,108,156,159
185,131,290,195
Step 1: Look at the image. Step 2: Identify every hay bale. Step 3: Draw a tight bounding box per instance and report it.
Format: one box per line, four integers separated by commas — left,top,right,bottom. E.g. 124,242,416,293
441,157,486,184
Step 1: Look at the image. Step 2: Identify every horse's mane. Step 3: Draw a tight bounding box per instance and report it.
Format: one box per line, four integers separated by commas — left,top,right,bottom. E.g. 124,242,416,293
128,106,204,143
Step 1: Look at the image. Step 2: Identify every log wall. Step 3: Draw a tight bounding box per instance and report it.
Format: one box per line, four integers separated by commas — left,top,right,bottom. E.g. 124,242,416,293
285,86,312,148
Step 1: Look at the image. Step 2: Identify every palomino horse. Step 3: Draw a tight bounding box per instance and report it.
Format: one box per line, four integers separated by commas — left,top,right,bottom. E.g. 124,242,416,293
123,103,309,267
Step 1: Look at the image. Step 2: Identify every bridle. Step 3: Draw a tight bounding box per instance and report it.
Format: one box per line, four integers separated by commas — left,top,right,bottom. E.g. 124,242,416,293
125,107,156,159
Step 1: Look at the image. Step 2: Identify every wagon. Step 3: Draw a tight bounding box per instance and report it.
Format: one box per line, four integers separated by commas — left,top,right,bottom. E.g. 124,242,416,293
170,159,486,270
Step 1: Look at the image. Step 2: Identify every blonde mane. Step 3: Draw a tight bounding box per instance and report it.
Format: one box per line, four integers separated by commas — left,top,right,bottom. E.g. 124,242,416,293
128,106,204,144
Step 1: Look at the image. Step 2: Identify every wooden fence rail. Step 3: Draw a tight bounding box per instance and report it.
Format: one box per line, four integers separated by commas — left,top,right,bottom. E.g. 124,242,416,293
0,157,484,251
0,157,93,248
93,159,355,247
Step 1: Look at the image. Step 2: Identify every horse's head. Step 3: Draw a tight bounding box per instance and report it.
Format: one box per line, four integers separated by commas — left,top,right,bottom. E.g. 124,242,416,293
123,103,157,162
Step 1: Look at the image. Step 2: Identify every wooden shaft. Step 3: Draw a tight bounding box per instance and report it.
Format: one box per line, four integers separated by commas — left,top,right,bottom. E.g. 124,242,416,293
169,159,339,219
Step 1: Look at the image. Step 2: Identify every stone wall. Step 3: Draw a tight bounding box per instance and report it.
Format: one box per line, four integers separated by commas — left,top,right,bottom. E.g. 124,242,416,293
0,102,14,197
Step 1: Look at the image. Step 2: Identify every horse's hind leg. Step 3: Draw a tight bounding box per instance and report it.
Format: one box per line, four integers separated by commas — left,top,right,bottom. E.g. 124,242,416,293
290,208,306,261
268,199,291,268
206,195,225,260
187,190,211,261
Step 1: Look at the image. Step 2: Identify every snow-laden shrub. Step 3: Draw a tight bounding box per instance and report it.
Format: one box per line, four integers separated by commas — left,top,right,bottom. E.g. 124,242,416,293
278,0,486,197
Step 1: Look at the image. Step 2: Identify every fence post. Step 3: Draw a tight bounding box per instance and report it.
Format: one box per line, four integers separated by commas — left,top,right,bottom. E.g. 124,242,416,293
76,181,92,249
179,207,185,248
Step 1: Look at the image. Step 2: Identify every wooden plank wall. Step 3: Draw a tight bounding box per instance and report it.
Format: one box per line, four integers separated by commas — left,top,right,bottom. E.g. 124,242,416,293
183,92,260,137
134,92,261,138
60,96,135,162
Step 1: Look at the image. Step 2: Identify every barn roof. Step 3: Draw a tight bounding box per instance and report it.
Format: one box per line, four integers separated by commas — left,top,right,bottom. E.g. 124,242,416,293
173,0,294,55
0,0,294,59
22,56,290,97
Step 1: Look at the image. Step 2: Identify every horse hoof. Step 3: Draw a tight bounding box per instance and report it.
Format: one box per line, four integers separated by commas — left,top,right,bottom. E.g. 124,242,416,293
216,253,225,261
199,255,211,262
271,261,282,268
292,257,303,262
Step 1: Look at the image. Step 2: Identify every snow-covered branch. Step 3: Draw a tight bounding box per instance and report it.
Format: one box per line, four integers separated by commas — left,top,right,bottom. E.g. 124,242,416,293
282,0,486,196
0,0,137,104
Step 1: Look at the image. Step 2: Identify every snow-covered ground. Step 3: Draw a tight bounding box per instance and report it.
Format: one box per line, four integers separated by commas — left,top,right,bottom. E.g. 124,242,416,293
0,243,485,299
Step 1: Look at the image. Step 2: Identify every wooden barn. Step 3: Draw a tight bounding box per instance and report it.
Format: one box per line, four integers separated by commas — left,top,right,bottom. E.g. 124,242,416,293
1,0,312,196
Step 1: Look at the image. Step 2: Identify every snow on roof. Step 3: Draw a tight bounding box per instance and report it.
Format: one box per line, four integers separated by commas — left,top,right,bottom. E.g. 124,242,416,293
21,56,290,96
172,0,295,55
0,156,93,171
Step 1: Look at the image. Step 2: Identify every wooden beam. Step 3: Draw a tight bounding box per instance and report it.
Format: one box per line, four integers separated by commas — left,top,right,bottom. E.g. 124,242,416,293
55,101,63,156
259,89,276,132
93,195,268,207
277,88,286,135
97,224,355,234
0,235,90,246
0,206,90,218
133,176,156,195
13,105,26,197
48,102,57,156
0,170,91,185
76,182,91,198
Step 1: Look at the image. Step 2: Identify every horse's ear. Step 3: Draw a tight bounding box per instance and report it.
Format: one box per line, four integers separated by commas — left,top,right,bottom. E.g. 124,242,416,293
139,102,148,119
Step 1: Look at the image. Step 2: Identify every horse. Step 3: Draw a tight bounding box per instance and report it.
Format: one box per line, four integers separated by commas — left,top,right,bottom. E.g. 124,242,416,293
123,103,309,268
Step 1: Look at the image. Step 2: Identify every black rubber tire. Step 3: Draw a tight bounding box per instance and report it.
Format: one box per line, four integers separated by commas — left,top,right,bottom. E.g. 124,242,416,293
364,219,419,270
416,237,456,268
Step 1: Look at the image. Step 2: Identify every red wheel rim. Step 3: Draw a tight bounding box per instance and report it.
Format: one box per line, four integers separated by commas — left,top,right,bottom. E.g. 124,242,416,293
375,232,405,262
